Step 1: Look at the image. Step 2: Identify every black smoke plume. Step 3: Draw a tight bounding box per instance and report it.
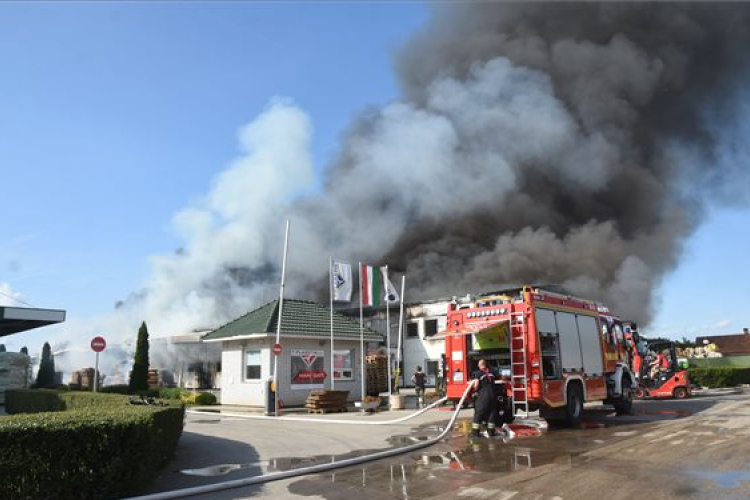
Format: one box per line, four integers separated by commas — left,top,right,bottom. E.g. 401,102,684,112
106,3,750,338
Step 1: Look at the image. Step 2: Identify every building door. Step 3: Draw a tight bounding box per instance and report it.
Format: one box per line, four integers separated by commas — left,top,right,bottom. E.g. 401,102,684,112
425,360,438,386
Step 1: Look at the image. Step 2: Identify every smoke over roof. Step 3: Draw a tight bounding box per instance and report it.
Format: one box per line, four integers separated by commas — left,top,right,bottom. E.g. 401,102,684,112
81,3,750,342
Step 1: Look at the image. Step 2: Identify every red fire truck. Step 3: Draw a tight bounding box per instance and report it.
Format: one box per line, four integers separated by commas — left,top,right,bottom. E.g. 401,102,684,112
444,286,636,425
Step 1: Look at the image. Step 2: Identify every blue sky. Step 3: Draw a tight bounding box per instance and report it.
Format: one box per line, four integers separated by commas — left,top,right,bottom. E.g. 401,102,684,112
1,2,749,354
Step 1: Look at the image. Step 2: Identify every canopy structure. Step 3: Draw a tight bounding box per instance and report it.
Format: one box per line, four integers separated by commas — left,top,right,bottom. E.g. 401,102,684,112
0,306,66,338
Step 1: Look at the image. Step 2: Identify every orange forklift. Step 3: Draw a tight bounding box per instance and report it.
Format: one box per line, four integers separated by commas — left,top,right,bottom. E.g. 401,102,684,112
624,323,691,399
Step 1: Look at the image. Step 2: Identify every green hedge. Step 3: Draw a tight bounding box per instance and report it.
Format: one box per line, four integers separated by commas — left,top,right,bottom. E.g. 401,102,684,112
4,389,66,414
5,389,130,414
0,391,185,500
688,367,750,388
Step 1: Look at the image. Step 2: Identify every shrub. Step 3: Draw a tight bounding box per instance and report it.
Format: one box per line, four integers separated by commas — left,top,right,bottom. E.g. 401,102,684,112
195,392,217,405
159,387,187,400
689,367,750,388
0,402,184,500
181,391,217,405
134,388,161,398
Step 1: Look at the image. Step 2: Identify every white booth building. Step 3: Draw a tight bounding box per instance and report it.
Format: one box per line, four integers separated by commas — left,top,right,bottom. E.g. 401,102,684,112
203,299,382,408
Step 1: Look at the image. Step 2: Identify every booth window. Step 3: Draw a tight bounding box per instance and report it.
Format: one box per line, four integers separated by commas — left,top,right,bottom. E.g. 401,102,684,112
245,350,261,380
407,321,419,338
424,319,439,337
333,349,354,380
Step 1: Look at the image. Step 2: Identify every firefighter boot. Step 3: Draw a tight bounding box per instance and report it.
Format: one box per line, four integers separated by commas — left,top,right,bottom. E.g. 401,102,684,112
470,424,481,438
487,423,497,437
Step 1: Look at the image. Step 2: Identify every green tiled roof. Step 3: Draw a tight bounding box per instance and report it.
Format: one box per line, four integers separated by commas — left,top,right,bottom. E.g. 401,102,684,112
203,299,383,342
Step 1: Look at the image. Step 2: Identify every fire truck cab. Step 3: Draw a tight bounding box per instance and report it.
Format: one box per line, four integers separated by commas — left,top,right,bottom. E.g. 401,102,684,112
444,286,636,426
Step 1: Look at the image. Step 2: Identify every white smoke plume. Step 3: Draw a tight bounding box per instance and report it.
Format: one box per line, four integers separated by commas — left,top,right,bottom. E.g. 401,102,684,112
55,3,750,354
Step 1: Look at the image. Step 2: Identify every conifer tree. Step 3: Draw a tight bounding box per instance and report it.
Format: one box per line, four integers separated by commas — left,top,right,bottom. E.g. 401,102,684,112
36,342,55,388
129,321,150,392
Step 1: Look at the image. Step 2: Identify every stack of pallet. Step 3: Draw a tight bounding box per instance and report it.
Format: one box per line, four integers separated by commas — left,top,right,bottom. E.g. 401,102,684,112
70,368,96,390
366,354,388,395
147,369,160,389
305,390,349,413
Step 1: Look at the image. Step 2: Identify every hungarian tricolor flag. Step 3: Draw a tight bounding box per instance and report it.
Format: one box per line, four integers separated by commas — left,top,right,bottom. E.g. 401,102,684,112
360,264,382,307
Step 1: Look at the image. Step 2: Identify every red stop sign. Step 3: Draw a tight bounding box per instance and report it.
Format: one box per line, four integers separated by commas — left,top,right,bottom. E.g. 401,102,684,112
91,336,106,353
272,343,282,356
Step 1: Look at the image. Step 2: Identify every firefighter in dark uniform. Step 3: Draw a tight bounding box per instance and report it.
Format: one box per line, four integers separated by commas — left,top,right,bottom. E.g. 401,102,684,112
470,359,500,438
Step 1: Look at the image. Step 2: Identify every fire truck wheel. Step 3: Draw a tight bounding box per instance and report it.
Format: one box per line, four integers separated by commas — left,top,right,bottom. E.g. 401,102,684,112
673,386,689,399
614,377,633,415
564,384,584,426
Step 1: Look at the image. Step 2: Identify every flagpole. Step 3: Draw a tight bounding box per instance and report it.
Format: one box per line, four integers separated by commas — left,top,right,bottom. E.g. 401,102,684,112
359,262,365,401
385,265,392,396
329,256,335,391
274,219,290,417
396,274,406,393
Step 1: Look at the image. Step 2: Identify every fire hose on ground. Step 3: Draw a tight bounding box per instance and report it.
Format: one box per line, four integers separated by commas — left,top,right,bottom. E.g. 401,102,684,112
121,384,475,500
186,394,449,425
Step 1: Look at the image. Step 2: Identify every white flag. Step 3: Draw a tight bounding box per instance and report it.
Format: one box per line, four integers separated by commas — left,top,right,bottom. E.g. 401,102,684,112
331,261,353,302
380,266,400,304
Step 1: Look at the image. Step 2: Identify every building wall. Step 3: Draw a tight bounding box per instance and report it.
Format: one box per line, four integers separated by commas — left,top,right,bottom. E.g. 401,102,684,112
220,338,270,407
0,353,30,405
403,303,449,386
219,337,366,407
362,300,450,388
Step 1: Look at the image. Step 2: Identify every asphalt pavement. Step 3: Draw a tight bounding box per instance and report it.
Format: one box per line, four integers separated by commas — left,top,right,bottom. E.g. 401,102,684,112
145,389,750,500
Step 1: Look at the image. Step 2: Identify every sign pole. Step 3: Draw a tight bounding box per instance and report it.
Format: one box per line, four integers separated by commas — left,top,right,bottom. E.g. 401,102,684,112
94,351,100,392
329,256,335,391
359,262,365,401
90,336,106,392
385,265,391,396
396,275,406,392
274,219,291,417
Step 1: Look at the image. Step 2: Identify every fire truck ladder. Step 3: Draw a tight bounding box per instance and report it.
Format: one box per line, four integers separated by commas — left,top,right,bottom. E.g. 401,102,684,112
510,311,529,418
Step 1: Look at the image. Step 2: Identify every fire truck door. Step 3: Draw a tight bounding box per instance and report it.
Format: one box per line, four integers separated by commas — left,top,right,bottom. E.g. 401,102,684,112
576,315,604,374
555,312,584,372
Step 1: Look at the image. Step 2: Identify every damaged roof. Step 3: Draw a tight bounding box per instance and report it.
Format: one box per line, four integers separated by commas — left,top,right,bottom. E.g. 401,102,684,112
203,299,383,342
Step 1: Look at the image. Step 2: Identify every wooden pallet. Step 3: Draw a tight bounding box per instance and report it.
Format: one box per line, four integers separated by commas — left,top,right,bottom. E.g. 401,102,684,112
307,406,347,414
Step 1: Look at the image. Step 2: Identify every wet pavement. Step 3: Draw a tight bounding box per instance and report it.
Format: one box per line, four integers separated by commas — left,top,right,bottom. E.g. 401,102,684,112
147,391,750,500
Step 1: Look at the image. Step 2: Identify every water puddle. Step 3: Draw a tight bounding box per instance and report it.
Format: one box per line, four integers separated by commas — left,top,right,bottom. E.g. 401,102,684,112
181,461,266,477
634,409,692,418
687,466,750,488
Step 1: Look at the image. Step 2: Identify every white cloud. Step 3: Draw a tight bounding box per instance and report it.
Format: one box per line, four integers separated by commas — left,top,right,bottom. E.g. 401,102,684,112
0,282,25,307
703,319,732,331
